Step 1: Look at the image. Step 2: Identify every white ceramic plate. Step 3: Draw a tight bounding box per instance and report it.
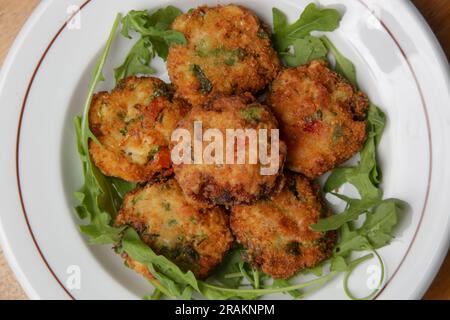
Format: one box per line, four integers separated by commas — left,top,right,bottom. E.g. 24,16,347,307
0,0,449,300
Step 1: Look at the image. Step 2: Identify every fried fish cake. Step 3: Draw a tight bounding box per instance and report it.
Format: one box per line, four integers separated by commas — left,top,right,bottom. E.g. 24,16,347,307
268,60,369,179
168,5,280,106
172,94,286,207
89,76,190,183
230,173,336,279
115,179,233,279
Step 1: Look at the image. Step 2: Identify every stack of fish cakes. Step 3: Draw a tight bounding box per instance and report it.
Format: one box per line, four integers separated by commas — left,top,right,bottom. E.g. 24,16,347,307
89,5,369,280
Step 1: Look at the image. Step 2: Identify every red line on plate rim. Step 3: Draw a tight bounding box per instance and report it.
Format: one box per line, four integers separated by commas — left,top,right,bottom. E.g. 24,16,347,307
357,0,433,299
15,0,93,300
14,0,432,300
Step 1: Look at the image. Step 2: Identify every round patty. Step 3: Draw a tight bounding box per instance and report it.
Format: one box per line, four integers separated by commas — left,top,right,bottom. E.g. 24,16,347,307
168,5,280,106
89,76,190,183
230,172,336,279
268,60,369,179
115,179,233,279
172,94,286,207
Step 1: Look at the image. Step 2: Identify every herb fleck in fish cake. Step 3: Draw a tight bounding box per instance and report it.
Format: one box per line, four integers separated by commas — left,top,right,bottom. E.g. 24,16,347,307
89,76,190,183
168,5,280,106
172,94,286,207
230,173,336,279
268,60,369,179
115,179,233,279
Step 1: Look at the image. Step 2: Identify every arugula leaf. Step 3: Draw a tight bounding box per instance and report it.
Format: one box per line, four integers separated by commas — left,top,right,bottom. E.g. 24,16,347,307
198,272,338,300
334,230,371,257
324,142,381,200
282,3,341,38
114,37,156,83
78,211,125,245
273,4,341,66
367,103,387,147
274,4,341,45
329,199,405,260
322,199,404,299
143,289,163,300
302,263,325,277
271,279,302,298
360,199,406,248
343,251,384,300
121,10,149,38
121,8,183,40
148,6,183,30
283,36,328,67
321,36,357,85
237,262,267,289
196,282,259,300
122,228,199,298
73,14,131,245
212,249,243,288
181,287,193,300
330,256,348,272
121,7,186,59
272,8,288,34
107,176,136,202
312,197,380,232
115,7,186,83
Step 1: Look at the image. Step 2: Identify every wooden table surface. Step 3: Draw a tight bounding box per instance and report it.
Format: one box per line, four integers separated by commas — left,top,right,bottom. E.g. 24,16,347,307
0,0,449,300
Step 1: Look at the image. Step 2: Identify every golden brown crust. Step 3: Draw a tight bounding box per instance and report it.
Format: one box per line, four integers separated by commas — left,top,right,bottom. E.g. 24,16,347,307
89,76,190,183
115,179,233,279
230,172,336,279
172,94,287,207
267,60,369,179
168,5,280,106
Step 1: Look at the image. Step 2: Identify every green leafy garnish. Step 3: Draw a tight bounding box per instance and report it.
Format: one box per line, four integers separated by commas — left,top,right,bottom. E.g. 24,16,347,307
122,229,367,300
311,32,407,300
115,6,186,83
321,36,357,86
143,289,163,300
120,8,186,57
343,250,385,300
114,38,156,83
359,200,406,249
273,4,341,66
284,36,328,67
122,228,199,298
213,249,244,289
312,197,380,232
190,64,213,94
74,14,133,245
147,145,161,161
240,105,262,122
328,200,405,258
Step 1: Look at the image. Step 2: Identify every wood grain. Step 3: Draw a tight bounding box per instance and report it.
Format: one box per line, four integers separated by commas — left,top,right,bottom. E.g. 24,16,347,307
0,0,40,301
0,0,448,300
0,0,40,64
412,0,450,61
